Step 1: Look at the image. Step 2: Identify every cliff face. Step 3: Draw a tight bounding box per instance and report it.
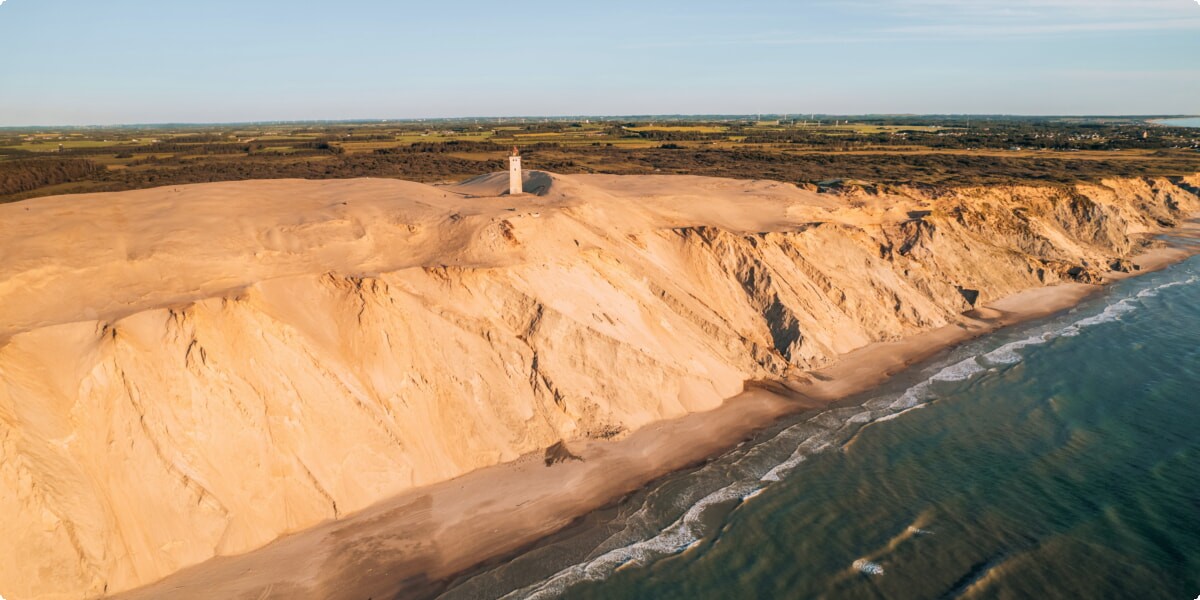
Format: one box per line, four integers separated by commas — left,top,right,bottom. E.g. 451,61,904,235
0,173,1196,599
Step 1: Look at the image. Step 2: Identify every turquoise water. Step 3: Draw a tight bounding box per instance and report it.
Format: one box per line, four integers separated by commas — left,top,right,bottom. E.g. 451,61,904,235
1156,117,1200,128
440,256,1200,600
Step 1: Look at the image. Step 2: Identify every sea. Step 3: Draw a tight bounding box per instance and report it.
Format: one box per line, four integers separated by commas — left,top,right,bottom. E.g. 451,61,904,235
1155,117,1200,129
438,253,1200,600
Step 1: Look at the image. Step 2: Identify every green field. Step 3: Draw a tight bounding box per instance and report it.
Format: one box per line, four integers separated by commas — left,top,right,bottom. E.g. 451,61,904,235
3,139,140,152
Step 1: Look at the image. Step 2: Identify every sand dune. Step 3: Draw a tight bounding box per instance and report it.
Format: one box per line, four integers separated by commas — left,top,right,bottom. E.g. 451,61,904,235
0,172,1197,599
447,170,554,197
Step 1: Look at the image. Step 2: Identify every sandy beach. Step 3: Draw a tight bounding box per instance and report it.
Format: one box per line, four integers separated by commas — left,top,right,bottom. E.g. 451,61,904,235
109,219,1200,600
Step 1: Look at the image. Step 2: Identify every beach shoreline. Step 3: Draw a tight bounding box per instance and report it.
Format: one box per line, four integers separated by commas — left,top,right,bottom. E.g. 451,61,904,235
108,222,1200,600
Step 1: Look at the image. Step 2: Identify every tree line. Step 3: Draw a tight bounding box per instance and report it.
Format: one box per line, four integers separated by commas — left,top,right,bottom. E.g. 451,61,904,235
0,158,101,196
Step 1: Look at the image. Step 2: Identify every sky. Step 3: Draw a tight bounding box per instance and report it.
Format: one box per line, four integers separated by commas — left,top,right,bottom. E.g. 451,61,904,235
1,0,1199,125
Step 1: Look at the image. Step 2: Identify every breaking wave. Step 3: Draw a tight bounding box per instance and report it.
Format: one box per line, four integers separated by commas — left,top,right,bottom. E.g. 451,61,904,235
852,559,886,576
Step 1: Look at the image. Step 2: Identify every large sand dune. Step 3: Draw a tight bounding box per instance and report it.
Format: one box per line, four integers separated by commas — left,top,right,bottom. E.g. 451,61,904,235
0,172,1197,599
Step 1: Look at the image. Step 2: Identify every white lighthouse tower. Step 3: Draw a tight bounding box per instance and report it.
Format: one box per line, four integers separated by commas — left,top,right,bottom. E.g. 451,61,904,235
508,146,523,195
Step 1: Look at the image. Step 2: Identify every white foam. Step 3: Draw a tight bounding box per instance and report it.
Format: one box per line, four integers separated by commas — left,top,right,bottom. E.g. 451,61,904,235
862,396,898,411
761,426,841,482
761,455,806,483
847,410,875,424
874,404,926,423
889,381,930,409
1064,299,1137,332
1137,276,1196,297
742,487,766,501
982,334,1047,365
930,357,987,382
765,356,991,481
502,482,758,600
980,276,1196,365
853,559,885,576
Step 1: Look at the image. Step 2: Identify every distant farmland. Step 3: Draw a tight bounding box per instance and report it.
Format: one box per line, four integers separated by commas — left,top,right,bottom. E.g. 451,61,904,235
3,115,1199,202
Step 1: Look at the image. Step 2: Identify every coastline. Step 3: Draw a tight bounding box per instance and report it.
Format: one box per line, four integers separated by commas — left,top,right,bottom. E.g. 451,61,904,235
1148,117,1200,128
109,223,1200,600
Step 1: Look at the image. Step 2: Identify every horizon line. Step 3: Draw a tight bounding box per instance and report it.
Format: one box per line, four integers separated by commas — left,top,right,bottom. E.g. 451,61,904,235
3,113,1197,130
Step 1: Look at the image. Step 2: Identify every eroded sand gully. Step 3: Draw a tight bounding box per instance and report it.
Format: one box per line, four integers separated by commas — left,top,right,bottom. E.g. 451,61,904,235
1,172,1198,600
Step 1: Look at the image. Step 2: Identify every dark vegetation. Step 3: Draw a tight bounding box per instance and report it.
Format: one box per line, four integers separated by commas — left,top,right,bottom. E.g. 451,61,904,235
0,158,102,196
2,115,1198,203
580,147,1200,187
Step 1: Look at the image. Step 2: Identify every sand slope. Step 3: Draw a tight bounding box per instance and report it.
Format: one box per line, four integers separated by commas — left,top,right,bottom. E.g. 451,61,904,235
0,172,1197,599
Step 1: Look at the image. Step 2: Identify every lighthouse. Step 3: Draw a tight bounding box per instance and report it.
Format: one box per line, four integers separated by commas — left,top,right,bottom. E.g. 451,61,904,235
508,146,522,195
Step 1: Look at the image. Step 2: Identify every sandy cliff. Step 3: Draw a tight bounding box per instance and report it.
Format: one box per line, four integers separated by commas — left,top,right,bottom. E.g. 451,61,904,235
1,172,1197,599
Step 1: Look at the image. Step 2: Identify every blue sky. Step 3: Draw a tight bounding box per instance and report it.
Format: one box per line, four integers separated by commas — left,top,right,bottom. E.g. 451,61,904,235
1,0,1198,125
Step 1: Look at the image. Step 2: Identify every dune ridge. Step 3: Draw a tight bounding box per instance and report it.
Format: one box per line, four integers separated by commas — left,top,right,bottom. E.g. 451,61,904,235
1,172,1197,599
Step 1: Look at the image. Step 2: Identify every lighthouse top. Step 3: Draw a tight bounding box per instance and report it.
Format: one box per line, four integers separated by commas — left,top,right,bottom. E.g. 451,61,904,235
508,146,523,195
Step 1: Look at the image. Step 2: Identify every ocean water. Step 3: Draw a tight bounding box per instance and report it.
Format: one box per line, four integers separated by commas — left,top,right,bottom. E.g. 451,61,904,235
1156,117,1200,128
438,256,1200,600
